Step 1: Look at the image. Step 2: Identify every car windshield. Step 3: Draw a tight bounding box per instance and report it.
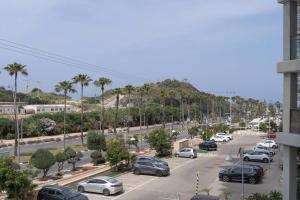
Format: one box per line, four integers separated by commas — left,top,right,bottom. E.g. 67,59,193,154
107,178,118,183
154,158,163,162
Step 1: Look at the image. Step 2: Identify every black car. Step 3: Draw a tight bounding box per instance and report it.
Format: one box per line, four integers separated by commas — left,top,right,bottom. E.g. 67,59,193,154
219,165,261,184
191,195,221,200
37,185,88,200
242,164,265,177
199,141,217,151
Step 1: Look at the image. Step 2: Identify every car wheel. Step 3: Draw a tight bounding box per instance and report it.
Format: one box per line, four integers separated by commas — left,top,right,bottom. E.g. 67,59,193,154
223,140,226,142
263,158,269,163
190,155,194,159
156,170,163,177
222,175,229,182
103,189,110,196
272,145,276,149
78,186,85,193
249,177,256,184
134,169,141,175
244,157,250,161
175,154,179,157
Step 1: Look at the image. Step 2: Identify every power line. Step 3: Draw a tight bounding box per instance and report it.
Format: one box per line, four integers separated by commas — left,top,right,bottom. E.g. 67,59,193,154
0,38,150,82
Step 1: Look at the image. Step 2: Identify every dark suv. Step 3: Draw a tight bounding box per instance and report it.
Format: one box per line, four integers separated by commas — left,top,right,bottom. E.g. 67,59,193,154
135,156,168,166
219,165,261,184
199,141,217,151
37,185,88,200
133,160,170,177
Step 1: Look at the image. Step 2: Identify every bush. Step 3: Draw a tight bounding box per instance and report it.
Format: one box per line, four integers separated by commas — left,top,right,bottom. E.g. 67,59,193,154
147,128,172,157
106,139,129,171
0,157,37,199
246,191,282,200
30,149,55,178
87,130,106,151
55,138,62,142
90,150,106,165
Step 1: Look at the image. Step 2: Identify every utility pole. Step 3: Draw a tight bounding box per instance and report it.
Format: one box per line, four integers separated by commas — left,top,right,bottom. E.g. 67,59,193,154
24,78,31,94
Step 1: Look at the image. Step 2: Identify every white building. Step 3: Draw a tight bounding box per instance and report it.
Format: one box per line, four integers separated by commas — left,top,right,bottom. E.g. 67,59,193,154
24,104,76,114
0,102,25,115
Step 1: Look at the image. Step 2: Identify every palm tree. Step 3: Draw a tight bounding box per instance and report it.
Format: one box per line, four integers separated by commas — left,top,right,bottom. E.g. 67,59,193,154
73,74,92,145
160,89,167,128
142,83,151,129
125,84,134,133
94,77,112,134
111,88,123,134
136,87,145,130
55,81,77,149
4,62,28,156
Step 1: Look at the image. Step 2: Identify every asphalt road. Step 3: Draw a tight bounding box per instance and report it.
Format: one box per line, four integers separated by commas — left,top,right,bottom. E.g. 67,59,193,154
80,134,282,200
0,123,183,156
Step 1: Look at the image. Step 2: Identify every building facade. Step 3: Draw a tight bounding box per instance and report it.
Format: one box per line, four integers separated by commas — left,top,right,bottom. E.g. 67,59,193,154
0,102,25,115
23,104,76,114
277,1,300,199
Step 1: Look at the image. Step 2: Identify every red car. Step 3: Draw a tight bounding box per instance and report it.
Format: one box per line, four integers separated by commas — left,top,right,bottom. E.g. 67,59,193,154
267,132,276,139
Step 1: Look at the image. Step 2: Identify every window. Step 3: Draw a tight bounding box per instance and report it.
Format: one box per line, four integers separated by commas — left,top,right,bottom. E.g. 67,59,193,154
231,167,242,174
67,108,70,111
59,108,62,111
95,179,107,184
37,109,40,112
56,191,63,196
55,108,58,111
51,108,54,111
87,179,97,184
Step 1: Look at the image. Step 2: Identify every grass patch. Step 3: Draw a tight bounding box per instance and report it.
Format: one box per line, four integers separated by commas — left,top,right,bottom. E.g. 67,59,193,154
194,148,208,154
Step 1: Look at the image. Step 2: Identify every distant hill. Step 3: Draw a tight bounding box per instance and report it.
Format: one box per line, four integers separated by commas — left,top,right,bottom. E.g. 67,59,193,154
0,87,69,104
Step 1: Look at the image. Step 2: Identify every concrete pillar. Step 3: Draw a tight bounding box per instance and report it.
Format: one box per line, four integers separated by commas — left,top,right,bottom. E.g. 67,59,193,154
283,146,298,200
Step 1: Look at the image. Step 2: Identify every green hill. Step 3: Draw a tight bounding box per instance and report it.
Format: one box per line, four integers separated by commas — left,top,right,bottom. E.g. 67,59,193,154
0,87,68,104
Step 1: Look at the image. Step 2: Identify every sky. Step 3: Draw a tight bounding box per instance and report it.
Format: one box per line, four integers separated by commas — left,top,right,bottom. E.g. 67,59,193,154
0,0,283,102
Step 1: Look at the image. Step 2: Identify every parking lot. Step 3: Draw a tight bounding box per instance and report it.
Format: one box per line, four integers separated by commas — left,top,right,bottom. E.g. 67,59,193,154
77,133,282,200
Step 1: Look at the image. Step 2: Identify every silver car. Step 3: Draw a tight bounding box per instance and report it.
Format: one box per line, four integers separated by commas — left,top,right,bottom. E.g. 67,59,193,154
77,176,123,196
174,148,197,158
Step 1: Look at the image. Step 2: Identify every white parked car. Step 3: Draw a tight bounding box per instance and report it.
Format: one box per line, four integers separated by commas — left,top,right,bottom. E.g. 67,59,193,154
174,148,197,159
256,140,278,149
211,135,230,142
216,132,233,140
254,145,275,156
78,176,123,196
243,151,273,163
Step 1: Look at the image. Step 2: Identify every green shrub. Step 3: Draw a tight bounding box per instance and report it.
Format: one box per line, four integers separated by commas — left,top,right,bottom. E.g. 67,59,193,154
30,149,55,178
106,139,129,171
64,147,83,171
147,128,172,157
90,150,106,165
87,130,106,151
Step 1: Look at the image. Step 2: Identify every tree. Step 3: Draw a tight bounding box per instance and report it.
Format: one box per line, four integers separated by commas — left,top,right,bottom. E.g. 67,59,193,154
136,87,145,130
73,74,92,145
125,84,134,133
160,89,167,128
147,128,172,157
94,77,112,134
4,62,28,156
30,149,55,178
55,80,77,149
142,83,151,128
106,139,129,171
64,146,83,171
87,130,106,152
168,90,176,130
111,88,123,134
188,127,199,139
55,152,67,175
90,150,106,165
